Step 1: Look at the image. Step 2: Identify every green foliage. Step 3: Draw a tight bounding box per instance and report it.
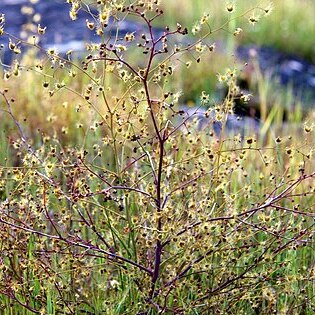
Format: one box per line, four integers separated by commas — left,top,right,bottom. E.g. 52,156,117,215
0,0,314,314
161,0,315,62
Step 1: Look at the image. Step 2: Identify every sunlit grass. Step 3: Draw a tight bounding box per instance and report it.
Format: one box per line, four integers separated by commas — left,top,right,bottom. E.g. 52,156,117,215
160,0,315,61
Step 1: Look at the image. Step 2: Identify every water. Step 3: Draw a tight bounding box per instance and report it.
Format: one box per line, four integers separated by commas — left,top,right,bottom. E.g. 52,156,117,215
2,0,28,4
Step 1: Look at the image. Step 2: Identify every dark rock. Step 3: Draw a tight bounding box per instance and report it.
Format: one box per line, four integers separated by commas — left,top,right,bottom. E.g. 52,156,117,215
236,45,315,105
178,106,261,137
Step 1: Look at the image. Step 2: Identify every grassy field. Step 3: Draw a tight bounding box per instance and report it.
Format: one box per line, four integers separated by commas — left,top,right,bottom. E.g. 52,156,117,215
160,0,315,62
0,1,315,314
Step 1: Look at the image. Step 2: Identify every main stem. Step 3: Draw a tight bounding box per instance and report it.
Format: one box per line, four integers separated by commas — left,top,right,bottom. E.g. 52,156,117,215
150,135,164,299
142,76,164,299
141,25,165,300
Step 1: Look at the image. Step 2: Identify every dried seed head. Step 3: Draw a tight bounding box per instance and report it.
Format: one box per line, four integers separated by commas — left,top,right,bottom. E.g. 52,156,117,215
37,24,46,35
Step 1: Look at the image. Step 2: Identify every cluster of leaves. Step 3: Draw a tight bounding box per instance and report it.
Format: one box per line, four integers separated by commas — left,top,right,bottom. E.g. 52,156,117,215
0,0,314,314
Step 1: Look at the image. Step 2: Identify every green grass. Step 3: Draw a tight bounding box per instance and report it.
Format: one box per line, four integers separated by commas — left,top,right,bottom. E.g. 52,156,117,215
160,0,315,62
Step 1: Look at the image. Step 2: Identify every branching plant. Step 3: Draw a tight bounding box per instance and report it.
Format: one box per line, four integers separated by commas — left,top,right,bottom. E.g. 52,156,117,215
0,1,314,314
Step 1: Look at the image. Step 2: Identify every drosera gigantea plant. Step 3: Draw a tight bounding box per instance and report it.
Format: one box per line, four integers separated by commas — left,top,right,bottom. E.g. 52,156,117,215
0,0,315,314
